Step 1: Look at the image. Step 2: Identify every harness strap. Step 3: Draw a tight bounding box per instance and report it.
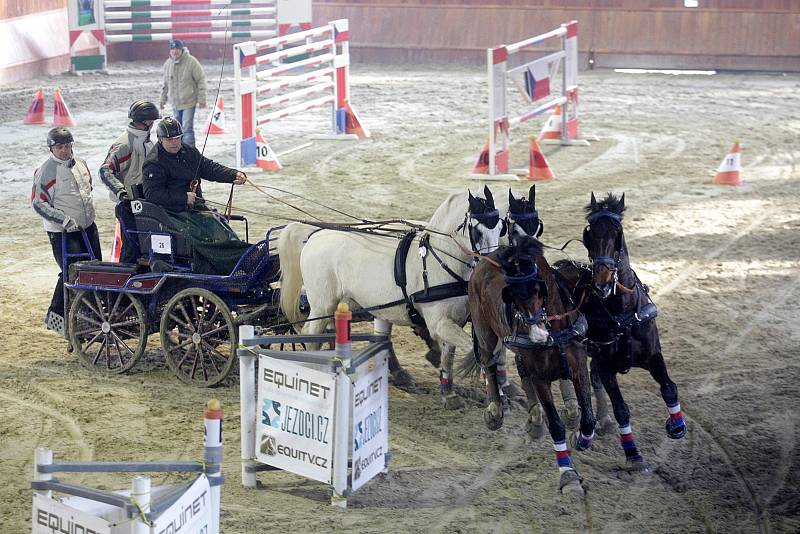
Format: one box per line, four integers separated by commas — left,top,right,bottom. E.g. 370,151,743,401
420,234,467,284
394,231,425,326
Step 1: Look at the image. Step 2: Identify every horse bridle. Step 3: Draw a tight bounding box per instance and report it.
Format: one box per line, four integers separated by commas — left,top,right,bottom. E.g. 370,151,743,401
504,262,548,325
506,208,543,241
457,208,506,256
583,210,633,297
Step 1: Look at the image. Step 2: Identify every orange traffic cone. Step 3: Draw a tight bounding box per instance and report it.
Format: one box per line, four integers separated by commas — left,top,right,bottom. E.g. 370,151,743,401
202,96,225,134
473,142,490,173
538,105,562,142
343,99,369,138
472,142,510,174
713,141,742,186
53,88,76,127
110,221,122,262
256,129,282,171
527,137,555,181
24,88,46,125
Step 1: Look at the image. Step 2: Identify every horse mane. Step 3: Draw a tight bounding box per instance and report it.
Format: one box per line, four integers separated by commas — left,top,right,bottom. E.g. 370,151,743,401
585,193,626,219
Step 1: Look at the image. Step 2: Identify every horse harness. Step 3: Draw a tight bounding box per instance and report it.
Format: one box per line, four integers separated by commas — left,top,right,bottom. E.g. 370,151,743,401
393,231,471,326
500,266,588,381
576,267,658,374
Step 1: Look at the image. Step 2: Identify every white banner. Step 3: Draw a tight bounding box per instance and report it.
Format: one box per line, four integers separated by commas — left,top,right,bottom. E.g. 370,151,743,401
257,356,336,484
152,475,212,534
351,354,389,492
32,494,111,534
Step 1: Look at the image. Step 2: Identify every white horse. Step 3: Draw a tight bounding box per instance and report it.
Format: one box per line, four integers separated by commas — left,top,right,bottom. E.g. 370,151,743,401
278,187,507,408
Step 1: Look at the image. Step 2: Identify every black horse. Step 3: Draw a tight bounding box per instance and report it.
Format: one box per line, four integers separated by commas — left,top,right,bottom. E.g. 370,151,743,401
557,193,686,469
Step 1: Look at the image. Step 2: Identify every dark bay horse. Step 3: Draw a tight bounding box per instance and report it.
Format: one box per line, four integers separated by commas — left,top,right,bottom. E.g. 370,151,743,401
505,185,583,433
557,193,686,469
469,236,595,494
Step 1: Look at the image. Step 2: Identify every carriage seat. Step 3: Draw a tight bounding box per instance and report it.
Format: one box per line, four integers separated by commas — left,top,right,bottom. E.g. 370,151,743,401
130,200,193,260
68,260,142,287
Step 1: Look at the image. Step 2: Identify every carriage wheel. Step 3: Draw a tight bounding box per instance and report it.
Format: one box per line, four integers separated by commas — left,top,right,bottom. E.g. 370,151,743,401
68,290,147,374
160,288,236,387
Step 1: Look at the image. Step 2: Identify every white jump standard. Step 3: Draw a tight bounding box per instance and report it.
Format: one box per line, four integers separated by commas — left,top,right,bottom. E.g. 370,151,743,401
472,20,593,180
67,0,312,72
233,18,368,168
238,304,391,508
31,400,224,534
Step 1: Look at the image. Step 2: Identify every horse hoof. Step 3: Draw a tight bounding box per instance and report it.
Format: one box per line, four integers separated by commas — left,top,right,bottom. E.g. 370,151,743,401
424,349,441,368
443,393,465,411
484,401,504,431
389,368,416,392
665,418,687,439
561,407,581,431
559,470,585,497
525,419,547,441
626,456,649,472
595,415,617,436
569,432,593,452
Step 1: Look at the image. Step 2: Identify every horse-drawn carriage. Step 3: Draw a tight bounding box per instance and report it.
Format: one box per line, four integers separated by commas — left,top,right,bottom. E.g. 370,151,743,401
61,198,287,387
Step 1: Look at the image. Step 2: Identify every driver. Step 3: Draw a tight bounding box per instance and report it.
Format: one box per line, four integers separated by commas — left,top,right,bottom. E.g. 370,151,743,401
142,117,249,275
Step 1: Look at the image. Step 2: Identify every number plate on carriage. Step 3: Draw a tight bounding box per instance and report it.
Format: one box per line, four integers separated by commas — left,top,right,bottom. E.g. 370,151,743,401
151,234,172,254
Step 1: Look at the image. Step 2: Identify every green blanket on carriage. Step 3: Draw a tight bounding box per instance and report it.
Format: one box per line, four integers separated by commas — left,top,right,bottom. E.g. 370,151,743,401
165,208,252,275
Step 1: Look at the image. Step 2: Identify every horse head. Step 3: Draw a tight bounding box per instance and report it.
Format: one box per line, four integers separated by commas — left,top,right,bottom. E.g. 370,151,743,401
507,185,543,245
583,192,627,298
498,235,549,343
466,185,506,254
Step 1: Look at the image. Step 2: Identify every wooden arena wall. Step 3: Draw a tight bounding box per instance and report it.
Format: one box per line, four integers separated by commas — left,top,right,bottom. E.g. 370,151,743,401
311,0,800,71
2,0,800,85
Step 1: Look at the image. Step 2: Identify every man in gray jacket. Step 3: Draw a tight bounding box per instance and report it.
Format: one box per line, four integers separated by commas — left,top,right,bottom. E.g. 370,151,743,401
32,128,102,332
160,39,206,147
100,99,160,263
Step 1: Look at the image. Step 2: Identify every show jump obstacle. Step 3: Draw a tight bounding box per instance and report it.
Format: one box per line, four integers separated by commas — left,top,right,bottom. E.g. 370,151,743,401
472,20,592,180
233,18,367,168
31,400,224,534
238,304,391,508
67,0,311,72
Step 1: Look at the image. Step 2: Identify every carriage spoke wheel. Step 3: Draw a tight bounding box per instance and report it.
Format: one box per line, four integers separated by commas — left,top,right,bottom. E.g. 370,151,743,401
160,288,236,387
68,290,147,374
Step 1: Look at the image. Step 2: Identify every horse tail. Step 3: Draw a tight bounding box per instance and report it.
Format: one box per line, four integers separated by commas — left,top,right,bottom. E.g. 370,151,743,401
278,223,315,324
456,329,483,379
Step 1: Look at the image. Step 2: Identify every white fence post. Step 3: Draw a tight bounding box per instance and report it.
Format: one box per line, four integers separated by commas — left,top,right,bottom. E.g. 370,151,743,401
239,324,258,488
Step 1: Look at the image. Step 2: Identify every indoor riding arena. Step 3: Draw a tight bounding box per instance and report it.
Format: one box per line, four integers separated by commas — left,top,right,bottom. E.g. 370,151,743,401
1,1,798,532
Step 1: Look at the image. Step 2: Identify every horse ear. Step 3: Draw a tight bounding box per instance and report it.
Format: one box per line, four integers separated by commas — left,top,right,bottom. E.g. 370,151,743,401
620,193,625,211
508,188,514,205
590,192,598,211
484,185,495,207
528,184,536,205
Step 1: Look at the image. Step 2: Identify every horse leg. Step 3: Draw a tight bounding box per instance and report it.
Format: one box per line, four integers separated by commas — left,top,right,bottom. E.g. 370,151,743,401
300,302,334,350
373,320,416,391
534,379,584,496
598,368,647,470
412,324,441,368
429,317,475,410
516,353,546,440
567,348,596,452
648,352,687,439
477,331,504,430
558,379,581,431
590,358,616,435
439,343,465,410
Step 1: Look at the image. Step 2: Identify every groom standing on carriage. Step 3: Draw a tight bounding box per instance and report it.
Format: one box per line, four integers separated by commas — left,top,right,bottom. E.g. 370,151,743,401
142,117,249,275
